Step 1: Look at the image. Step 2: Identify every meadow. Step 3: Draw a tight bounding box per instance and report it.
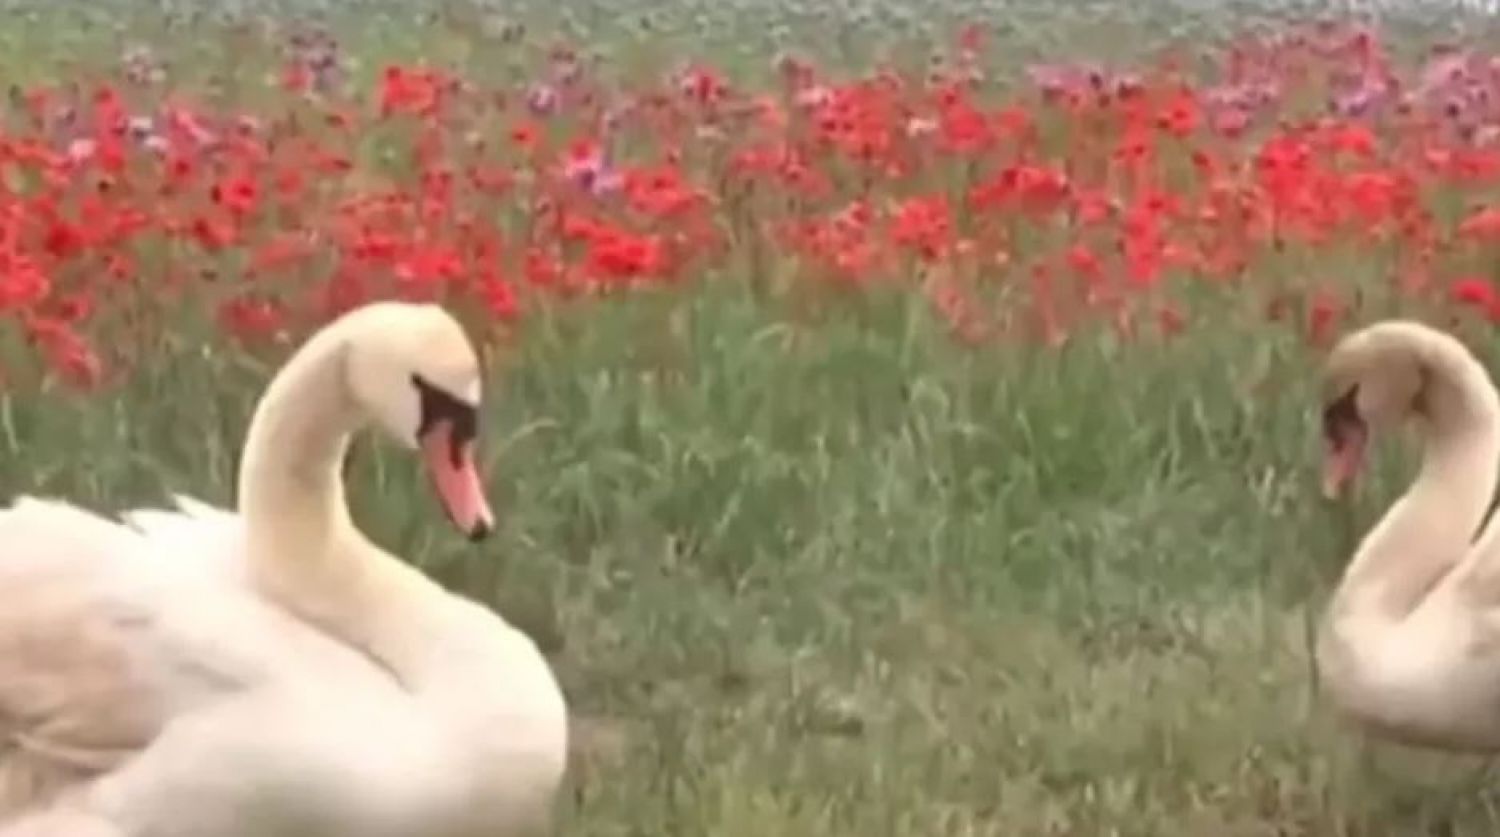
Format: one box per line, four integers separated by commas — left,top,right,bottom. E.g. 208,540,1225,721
8,1,1500,834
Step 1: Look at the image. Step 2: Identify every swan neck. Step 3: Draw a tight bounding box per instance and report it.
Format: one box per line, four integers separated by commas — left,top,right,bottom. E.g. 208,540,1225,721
1335,353,1500,622
237,334,360,591
233,326,455,686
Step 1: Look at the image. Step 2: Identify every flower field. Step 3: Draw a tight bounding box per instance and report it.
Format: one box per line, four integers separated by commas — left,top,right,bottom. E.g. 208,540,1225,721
18,12,1500,380
8,2,1500,834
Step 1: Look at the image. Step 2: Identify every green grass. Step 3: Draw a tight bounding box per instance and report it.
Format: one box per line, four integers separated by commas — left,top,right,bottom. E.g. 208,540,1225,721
7,276,1500,836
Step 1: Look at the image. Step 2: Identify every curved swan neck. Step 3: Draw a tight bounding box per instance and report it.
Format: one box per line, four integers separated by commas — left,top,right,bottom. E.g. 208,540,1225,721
232,323,401,669
233,318,457,685
1334,335,1500,622
238,328,359,568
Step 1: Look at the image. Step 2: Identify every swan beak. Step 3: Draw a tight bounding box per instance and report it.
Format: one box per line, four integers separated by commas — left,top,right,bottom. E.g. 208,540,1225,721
1321,427,1367,500
419,420,496,542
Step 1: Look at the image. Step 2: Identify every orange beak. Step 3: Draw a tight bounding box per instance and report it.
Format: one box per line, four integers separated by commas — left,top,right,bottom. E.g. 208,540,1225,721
419,419,495,541
1321,423,1367,500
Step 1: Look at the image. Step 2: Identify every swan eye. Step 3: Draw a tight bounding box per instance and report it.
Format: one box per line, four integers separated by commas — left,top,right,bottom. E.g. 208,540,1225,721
1322,384,1361,443
411,374,479,462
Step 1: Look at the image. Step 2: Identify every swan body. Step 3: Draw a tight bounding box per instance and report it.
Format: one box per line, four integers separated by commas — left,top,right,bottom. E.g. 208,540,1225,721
1318,587,1500,748
0,302,567,835
1316,319,1500,750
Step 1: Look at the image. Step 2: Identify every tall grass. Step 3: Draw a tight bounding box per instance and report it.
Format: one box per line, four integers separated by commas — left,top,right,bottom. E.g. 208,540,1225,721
5,276,1496,834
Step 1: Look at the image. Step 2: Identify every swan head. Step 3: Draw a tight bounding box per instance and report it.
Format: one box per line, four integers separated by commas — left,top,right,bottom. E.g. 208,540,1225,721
1319,320,1438,500
342,302,495,541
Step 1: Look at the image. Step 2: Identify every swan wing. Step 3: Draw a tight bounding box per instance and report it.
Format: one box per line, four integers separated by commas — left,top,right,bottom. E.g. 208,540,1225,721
116,494,248,580
0,495,386,818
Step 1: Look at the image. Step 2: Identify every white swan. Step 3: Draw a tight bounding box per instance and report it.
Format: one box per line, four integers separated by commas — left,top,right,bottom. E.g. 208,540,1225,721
0,302,568,835
1316,319,1500,751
